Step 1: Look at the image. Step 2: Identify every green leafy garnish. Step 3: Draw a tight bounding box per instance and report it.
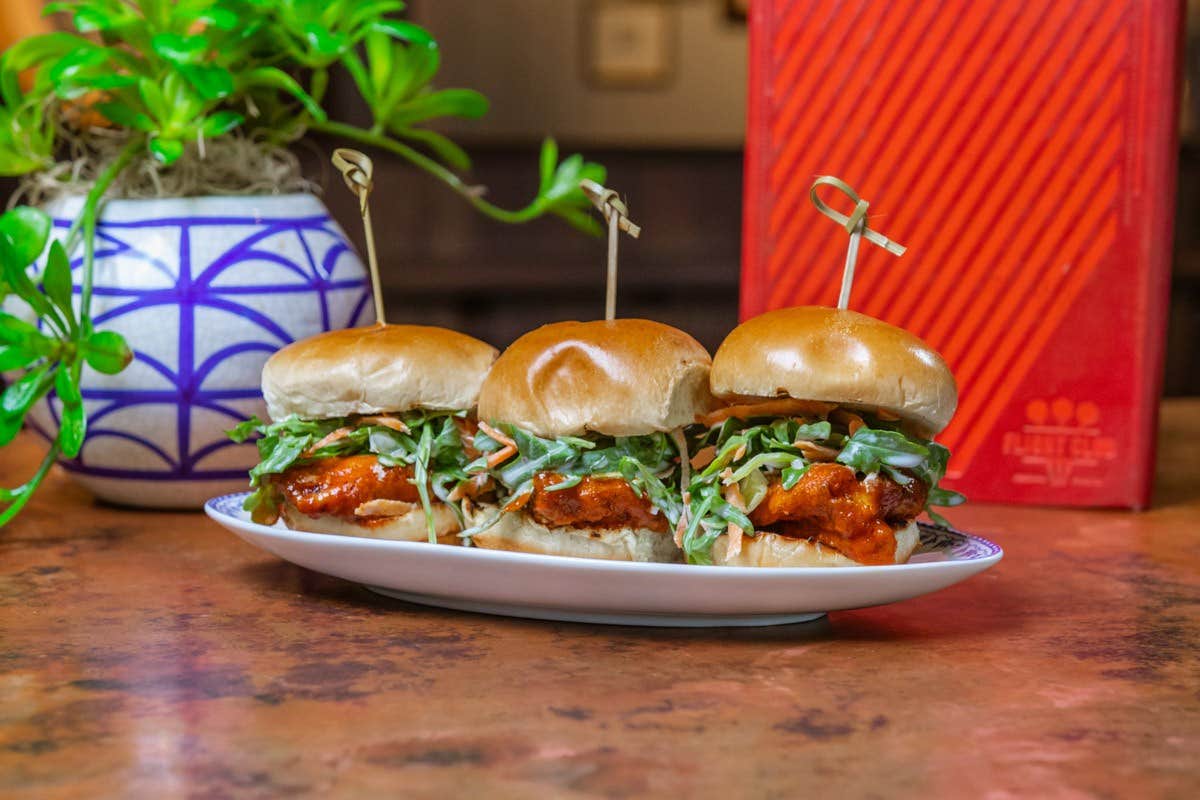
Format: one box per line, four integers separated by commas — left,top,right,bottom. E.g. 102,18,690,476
228,410,475,542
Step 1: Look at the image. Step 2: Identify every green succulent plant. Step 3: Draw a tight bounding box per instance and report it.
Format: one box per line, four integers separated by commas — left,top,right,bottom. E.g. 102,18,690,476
0,0,606,525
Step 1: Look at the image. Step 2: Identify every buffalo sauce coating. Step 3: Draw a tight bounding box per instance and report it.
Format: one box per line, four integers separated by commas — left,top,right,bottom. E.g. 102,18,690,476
748,463,928,565
528,473,670,533
274,455,419,519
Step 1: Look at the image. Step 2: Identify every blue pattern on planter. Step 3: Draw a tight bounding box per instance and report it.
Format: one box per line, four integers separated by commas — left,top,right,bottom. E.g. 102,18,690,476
25,199,370,505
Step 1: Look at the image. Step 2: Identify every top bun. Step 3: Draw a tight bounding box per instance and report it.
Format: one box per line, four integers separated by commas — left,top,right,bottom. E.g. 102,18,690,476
478,319,713,438
710,307,957,434
262,324,498,421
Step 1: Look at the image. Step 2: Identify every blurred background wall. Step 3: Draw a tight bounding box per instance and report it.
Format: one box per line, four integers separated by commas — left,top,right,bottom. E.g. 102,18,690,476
316,0,750,354
2,0,1197,393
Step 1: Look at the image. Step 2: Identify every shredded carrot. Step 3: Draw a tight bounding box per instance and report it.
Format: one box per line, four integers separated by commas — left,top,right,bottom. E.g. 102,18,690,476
449,474,492,502
455,418,482,458
690,445,716,470
673,509,688,548
358,415,409,433
354,499,417,517
303,426,352,457
486,444,517,468
697,398,837,427
795,440,839,461
503,488,532,513
830,409,866,435
723,482,747,559
725,480,747,512
732,443,747,462
725,524,745,560
875,408,901,421
669,428,691,495
477,421,516,449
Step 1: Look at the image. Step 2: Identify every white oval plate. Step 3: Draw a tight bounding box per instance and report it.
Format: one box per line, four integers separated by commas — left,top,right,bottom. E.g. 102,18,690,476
205,492,1002,627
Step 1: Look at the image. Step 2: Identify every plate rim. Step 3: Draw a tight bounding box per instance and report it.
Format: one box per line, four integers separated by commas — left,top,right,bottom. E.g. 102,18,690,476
204,491,1004,576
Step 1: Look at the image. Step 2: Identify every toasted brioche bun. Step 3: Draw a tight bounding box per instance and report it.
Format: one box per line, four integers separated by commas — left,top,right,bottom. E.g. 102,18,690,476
469,509,682,563
711,307,957,435
279,499,461,543
262,324,498,421
710,520,919,567
477,319,713,438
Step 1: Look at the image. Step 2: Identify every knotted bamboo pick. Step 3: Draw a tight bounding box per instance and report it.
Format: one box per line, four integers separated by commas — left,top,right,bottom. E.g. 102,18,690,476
332,148,387,325
580,179,641,321
809,176,906,309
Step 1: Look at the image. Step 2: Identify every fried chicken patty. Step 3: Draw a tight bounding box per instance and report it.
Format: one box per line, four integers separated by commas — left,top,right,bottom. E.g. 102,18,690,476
748,463,927,564
527,472,670,533
275,455,420,519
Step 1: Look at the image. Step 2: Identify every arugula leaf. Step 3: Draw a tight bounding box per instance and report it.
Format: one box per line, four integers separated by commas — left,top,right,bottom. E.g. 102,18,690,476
411,423,437,543
837,428,929,472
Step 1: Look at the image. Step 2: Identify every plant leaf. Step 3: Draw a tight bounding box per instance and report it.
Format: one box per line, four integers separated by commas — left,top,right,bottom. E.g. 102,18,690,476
1,364,50,416
178,64,234,101
0,313,50,350
0,411,22,448
388,88,488,128
302,24,347,57
0,206,52,267
152,33,209,66
538,138,558,194
0,346,39,372
54,367,85,458
57,399,86,458
0,237,55,321
148,138,184,164
201,110,244,137
371,19,436,48
41,241,75,323
391,127,471,171
94,101,155,131
81,330,133,375
239,68,327,121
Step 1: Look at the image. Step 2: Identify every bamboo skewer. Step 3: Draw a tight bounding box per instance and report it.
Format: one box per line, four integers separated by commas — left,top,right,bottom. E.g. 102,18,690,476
332,148,387,325
581,179,641,321
809,176,906,309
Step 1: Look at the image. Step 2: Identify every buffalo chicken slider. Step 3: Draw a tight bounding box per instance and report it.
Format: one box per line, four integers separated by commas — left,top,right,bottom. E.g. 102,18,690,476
231,324,498,542
467,319,713,562
680,306,963,567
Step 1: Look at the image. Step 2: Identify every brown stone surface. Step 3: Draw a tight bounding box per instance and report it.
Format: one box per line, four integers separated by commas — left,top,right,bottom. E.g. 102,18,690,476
1,401,1198,799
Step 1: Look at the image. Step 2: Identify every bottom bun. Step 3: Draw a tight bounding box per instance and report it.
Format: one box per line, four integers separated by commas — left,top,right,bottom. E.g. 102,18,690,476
469,509,682,563
280,500,461,543
711,520,920,567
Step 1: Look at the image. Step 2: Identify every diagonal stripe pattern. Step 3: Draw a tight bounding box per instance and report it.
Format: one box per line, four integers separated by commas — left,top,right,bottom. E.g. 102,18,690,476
743,0,1175,504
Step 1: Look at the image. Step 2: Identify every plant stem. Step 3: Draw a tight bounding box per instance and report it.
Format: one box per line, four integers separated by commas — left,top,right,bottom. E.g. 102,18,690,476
310,68,329,106
79,136,144,323
63,136,144,256
0,443,60,526
309,120,546,224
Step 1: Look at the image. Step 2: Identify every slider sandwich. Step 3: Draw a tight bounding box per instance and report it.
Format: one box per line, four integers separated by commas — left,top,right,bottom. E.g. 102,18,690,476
465,319,713,562
230,324,498,542
679,306,965,566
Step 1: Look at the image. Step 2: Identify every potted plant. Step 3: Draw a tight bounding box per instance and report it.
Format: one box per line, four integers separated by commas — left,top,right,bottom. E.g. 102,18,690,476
0,0,604,523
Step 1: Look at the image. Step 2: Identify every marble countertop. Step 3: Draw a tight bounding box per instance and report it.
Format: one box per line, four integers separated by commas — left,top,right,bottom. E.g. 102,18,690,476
1,401,1197,798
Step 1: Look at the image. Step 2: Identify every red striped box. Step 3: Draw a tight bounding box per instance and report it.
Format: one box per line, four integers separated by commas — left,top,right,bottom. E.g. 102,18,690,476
742,0,1181,507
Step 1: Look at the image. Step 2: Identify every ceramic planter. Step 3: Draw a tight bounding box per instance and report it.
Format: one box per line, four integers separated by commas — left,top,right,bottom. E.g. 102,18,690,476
24,193,372,508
